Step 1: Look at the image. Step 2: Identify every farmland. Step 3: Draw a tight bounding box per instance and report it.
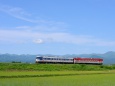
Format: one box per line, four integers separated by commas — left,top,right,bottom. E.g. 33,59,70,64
0,71,115,86
0,63,115,86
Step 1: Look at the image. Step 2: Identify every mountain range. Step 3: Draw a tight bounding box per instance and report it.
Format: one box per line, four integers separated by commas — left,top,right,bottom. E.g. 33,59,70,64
0,51,115,64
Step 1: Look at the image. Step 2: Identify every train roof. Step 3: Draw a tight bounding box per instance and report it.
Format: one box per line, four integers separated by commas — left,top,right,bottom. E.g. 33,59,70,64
74,57,103,60
36,56,73,59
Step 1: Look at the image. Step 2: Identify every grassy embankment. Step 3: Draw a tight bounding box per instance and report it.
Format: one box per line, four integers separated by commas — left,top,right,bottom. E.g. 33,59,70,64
0,63,115,71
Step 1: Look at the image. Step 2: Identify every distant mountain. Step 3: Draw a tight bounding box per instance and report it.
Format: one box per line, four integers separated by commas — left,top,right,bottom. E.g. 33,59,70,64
0,54,36,63
101,51,115,64
77,51,115,64
0,51,115,64
103,51,115,58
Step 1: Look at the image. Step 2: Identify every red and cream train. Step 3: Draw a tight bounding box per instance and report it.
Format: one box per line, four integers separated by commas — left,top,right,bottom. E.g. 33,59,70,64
36,56,103,65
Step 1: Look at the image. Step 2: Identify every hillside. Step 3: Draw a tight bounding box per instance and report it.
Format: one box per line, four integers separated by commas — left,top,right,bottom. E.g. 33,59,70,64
0,51,115,64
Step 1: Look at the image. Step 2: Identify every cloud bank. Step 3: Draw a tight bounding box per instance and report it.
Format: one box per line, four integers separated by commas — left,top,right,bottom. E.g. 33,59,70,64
0,29,115,46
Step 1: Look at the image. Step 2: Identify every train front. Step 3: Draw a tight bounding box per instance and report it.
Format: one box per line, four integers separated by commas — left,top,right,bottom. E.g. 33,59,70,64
36,56,43,63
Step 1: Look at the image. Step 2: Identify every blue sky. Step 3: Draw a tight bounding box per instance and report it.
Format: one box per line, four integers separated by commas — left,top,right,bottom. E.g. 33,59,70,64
0,0,115,55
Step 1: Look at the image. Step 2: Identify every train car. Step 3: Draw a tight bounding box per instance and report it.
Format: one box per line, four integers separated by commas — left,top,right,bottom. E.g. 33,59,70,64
36,56,73,64
73,57,103,65
36,56,103,65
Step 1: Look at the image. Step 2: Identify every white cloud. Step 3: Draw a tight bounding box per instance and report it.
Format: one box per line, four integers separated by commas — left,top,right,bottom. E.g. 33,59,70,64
0,4,67,34
0,5,35,23
15,24,67,33
33,39,44,44
0,29,115,46
0,4,67,27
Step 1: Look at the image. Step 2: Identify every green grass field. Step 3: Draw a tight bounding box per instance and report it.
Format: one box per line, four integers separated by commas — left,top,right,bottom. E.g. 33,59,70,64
0,70,115,86
0,63,115,71
0,63,115,86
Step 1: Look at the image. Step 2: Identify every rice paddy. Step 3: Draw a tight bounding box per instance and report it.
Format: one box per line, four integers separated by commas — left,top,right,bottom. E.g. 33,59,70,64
0,70,115,86
0,63,115,86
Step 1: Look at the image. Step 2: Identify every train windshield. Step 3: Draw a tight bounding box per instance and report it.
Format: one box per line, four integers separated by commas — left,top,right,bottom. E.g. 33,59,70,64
36,56,43,60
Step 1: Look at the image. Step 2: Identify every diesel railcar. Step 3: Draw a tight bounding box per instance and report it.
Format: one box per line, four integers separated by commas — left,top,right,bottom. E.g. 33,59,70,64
73,57,103,65
36,56,73,64
36,56,103,65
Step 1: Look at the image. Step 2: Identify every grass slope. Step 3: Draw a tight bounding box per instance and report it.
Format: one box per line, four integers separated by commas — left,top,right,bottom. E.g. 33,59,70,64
0,63,115,71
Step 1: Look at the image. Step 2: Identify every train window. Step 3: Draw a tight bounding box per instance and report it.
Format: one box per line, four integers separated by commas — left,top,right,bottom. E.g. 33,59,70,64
65,59,67,60
43,58,46,60
49,58,51,60
36,56,43,60
70,59,73,61
47,58,50,60
54,58,57,60
45,58,47,60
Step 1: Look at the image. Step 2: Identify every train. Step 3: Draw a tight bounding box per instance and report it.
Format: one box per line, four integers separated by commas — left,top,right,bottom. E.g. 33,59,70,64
36,56,103,65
